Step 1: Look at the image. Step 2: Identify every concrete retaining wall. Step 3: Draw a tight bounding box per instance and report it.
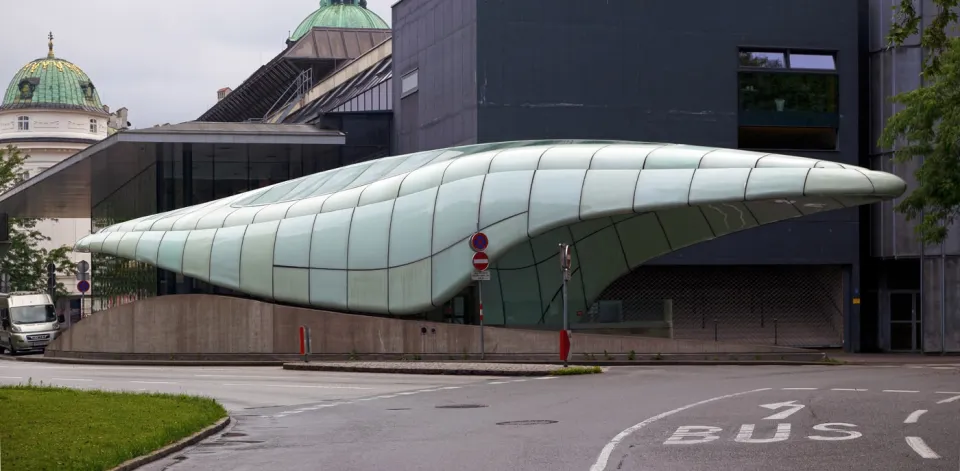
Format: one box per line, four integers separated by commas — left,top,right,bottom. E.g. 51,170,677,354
46,295,808,357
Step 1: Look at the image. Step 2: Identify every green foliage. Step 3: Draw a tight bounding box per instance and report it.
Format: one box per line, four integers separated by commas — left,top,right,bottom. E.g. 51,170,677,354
0,384,226,471
882,2,960,244
0,145,77,293
549,365,603,376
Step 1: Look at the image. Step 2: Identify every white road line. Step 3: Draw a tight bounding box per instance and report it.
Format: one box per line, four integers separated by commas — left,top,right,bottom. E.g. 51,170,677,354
52,378,92,382
395,391,420,396
0,376,23,380
884,390,919,393
930,367,956,370
438,386,461,390
130,381,177,385
193,375,289,379
782,387,817,390
537,376,558,380
221,383,372,390
488,381,509,384
588,388,771,471
904,410,927,424
905,437,941,459
936,394,960,404
831,388,868,392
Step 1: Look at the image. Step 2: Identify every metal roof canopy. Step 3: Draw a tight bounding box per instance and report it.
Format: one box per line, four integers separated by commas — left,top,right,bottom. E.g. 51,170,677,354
0,121,345,219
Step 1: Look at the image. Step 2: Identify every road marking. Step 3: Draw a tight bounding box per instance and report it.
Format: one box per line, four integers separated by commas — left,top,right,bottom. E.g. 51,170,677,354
439,386,462,390
588,388,770,471
735,423,791,443
0,376,23,380
831,388,868,392
663,426,722,445
760,400,805,420
904,410,927,424
488,381,509,384
807,423,861,441
536,376,559,380
930,367,956,370
221,383,373,390
883,390,919,393
194,374,290,379
935,394,960,404
52,378,92,382
782,387,817,390
130,381,178,385
905,437,941,459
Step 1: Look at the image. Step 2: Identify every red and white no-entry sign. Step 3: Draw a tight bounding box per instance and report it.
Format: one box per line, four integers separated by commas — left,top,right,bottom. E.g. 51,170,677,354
472,252,489,271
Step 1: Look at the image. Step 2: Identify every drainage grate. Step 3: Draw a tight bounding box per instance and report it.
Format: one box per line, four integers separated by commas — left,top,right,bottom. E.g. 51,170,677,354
435,404,489,409
496,420,558,426
386,408,411,411
222,432,247,438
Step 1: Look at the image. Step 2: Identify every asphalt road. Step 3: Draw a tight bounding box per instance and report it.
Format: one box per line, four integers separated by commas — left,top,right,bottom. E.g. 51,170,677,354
1,359,957,471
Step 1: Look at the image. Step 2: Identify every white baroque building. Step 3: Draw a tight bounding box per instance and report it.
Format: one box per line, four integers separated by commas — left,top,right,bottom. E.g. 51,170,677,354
0,34,129,318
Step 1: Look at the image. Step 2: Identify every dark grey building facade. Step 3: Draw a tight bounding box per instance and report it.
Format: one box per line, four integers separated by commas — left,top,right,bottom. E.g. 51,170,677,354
393,0,870,351
866,0,960,353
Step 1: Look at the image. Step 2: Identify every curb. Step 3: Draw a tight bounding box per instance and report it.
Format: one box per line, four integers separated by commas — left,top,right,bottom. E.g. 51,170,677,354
283,364,560,376
12,357,284,366
109,416,231,471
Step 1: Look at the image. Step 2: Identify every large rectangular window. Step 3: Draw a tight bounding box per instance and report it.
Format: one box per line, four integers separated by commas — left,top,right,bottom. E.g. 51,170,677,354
737,49,839,151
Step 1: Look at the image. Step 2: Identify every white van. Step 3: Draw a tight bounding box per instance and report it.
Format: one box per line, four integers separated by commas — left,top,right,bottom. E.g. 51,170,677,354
0,292,64,355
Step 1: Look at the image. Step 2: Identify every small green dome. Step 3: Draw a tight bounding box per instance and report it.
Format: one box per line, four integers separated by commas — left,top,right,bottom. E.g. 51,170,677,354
289,0,389,42
1,34,105,114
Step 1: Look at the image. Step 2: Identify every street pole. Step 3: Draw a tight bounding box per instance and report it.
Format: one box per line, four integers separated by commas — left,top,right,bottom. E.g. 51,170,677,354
479,281,485,360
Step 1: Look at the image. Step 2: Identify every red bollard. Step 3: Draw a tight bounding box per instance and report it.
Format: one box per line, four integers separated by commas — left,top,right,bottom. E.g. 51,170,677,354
559,329,571,363
298,326,306,356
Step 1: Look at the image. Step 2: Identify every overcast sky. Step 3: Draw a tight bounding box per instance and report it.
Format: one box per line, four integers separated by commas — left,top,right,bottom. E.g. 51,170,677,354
0,0,394,128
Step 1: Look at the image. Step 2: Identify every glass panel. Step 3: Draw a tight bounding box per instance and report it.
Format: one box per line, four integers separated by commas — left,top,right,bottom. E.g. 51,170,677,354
739,72,838,113
789,54,836,70
213,145,248,200
738,51,785,68
890,322,914,350
915,319,923,351
890,293,914,321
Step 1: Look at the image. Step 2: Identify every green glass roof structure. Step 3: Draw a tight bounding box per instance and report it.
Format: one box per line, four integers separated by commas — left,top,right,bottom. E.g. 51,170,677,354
76,140,906,322
1,33,105,114
290,0,389,42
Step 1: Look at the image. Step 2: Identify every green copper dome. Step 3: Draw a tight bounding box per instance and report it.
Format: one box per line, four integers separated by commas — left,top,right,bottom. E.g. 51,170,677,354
1,33,105,114
289,0,389,42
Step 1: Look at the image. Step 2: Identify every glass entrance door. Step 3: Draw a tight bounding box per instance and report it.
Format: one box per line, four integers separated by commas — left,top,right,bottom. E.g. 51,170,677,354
889,291,922,352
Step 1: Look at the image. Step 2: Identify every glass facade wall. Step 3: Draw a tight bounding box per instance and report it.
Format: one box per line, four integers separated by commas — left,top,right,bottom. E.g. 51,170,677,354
88,114,391,312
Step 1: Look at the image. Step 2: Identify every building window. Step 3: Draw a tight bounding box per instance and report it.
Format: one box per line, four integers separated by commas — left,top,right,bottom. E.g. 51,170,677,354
401,69,418,97
17,116,29,131
90,119,98,133
737,49,839,151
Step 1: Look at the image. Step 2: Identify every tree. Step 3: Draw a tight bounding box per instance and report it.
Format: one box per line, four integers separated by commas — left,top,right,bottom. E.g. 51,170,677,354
0,145,76,293
881,1,960,244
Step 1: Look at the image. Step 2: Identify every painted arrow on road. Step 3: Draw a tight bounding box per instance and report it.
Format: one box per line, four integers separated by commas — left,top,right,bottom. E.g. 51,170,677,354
760,400,806,420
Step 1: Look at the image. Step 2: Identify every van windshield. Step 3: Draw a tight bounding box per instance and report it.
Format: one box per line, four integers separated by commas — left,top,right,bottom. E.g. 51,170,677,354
10,305,56,324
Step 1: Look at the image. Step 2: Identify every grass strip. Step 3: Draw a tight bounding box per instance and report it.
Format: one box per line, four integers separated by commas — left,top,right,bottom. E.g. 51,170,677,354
0,382,226,471
549,365,604,376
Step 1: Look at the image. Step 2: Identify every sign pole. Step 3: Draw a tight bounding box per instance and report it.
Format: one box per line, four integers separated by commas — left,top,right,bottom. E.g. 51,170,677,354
478,280,484,360
559,244,572,366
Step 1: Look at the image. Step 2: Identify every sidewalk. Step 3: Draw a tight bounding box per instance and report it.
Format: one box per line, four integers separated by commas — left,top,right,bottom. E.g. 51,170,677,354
826,352,960,365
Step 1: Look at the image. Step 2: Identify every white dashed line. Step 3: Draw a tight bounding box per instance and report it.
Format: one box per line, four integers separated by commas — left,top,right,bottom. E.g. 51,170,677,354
782,387,817,390
0,376,23,380
130,381,177,385
52,378,93,382
935,393,960,404
831,388,868,392
438,386,461,390
905,437,941,459
904,410,927,424
488,381,509,384
883,390,919,393
221,383,373,390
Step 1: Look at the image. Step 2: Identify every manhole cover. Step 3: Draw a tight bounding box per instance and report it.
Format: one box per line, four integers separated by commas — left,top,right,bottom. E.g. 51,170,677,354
435,404,488,409
496,420,558,426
